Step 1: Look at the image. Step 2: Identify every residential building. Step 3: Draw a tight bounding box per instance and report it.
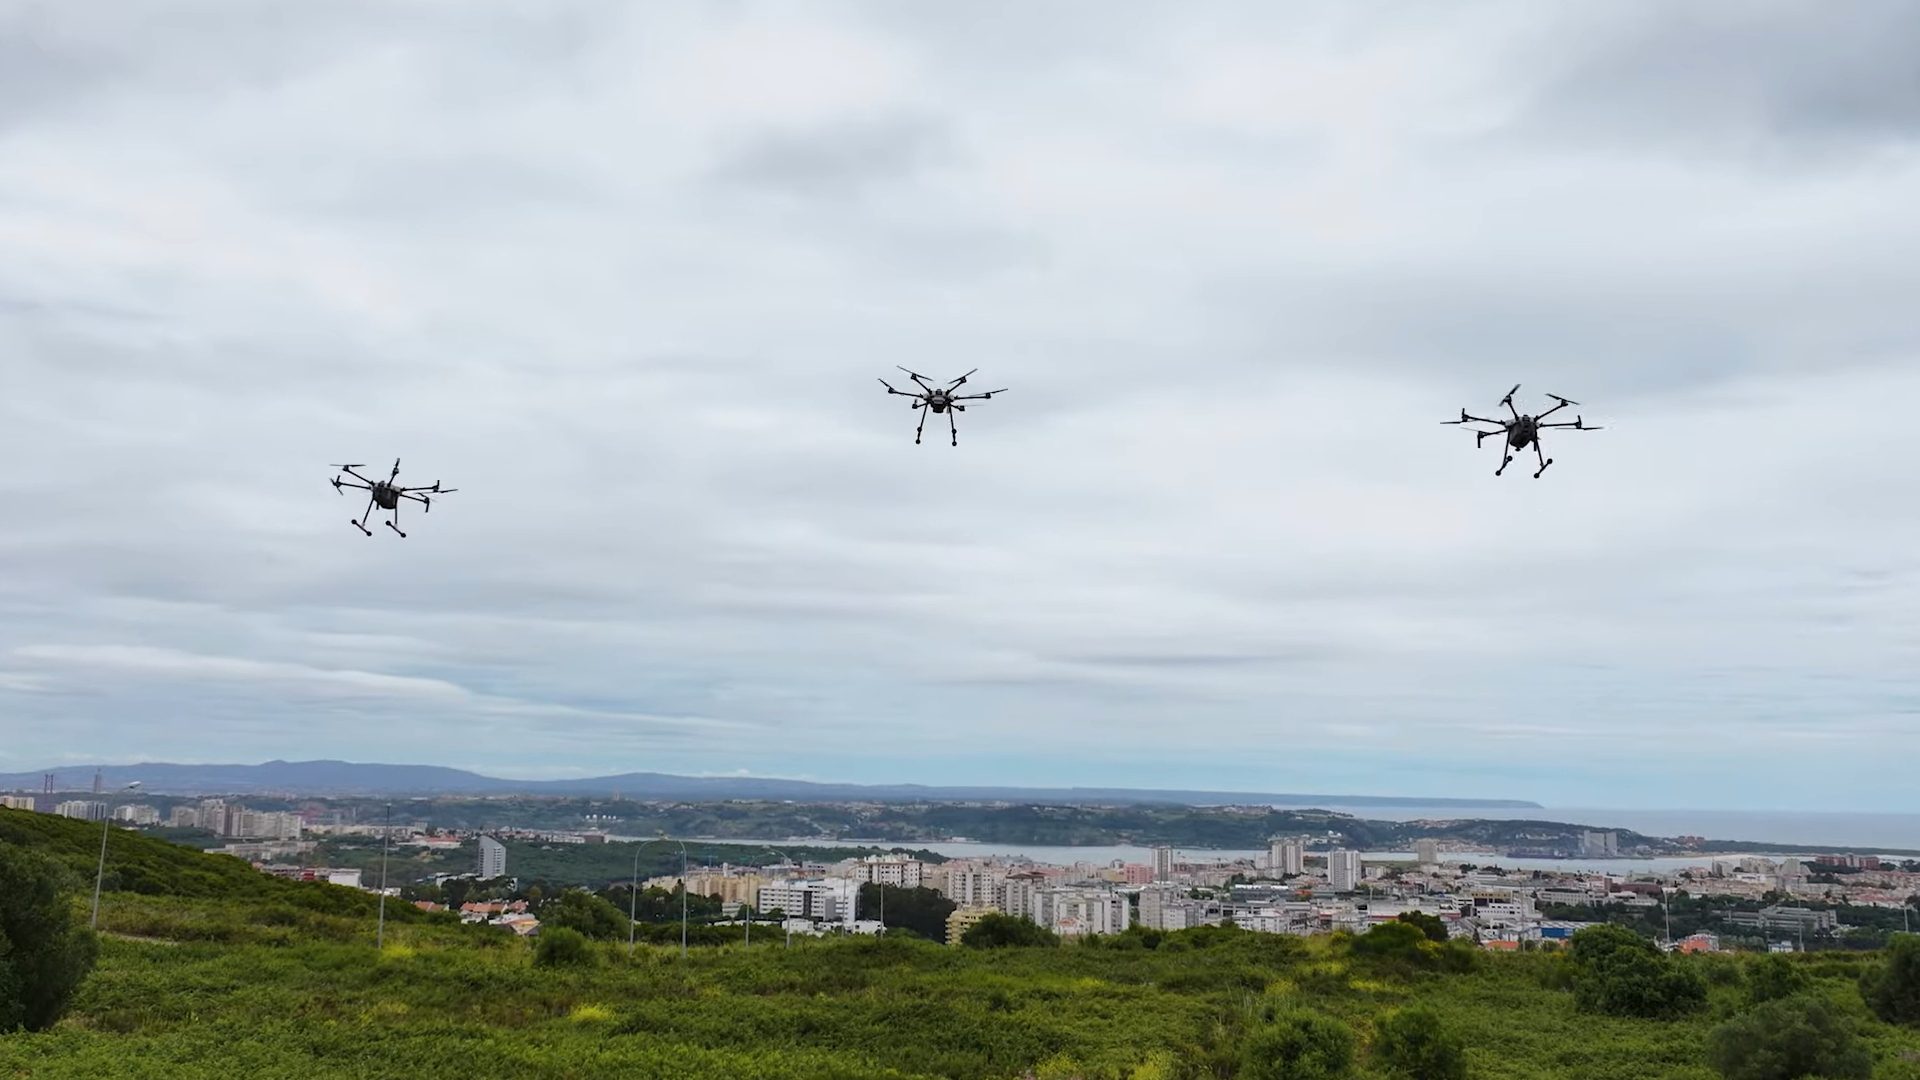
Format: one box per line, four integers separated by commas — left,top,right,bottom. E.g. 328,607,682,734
946,906,995,946
1581,831,1619,857
1038,887,1130,936
1415,839,1440,866
112,804,161,825
851,854,924,889
0,795,35,811
1328,849,1362,892
757,879,857,922
477,835,507,880
1152,846,1175,883
55,800,108,821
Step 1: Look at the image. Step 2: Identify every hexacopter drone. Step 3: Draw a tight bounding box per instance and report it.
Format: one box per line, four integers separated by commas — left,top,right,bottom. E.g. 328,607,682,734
1443,384,1602,478
329,459,456,537
877,367,1007,446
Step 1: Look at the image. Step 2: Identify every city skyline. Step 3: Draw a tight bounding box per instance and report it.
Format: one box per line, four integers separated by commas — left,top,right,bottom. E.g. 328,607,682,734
4,2,1919,811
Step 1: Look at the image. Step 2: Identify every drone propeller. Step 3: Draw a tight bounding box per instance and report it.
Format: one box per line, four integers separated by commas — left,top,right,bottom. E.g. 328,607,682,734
388,459,402,481
1500,383,1520,406
948,368,979,388
328,464,365,470
1547,393,1580,406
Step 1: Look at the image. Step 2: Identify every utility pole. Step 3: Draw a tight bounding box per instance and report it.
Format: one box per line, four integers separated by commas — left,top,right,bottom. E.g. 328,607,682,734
376,802,392,949
628,838,644,956
91,782,140,929
679,840,689,958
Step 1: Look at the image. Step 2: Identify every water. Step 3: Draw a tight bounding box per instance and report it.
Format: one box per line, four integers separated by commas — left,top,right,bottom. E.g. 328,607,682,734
1344,807,1920,852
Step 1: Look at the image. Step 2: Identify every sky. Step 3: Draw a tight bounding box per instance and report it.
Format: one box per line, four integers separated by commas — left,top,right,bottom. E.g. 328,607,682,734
3,0,1918,811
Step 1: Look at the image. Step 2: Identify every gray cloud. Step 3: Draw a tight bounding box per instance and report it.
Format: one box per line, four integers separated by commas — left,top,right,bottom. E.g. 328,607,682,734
0,1,1916,809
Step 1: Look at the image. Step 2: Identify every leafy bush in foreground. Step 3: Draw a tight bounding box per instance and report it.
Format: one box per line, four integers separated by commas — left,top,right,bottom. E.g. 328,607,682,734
1372,1005,1468,1080
1706,994,1870,1080
1241,1009,1356,1080
0,843,99,1032
1862,934,1920,1027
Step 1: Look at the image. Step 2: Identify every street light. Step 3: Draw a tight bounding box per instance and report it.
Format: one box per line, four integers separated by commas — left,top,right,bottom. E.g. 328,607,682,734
376,802,392,950
91,781,140,929
763,846,795,948
627,834,672,956
670,835,689,958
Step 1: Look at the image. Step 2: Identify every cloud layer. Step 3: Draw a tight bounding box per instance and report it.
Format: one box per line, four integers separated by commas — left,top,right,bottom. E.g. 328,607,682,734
3,1,1917,809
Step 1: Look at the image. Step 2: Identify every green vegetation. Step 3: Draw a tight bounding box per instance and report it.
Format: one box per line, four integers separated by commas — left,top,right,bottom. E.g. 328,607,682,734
1706,994,1871,1080
0,844,98,1032
9,809,1920,1077
1862,934,1920,1027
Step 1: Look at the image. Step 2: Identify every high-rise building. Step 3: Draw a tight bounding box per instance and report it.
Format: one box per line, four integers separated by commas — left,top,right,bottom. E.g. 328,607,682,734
1415,838,1440,865
55,800,109,821
1581,831,1618,858
1152,846,1175,883
0,795,36,811
1268,839,1305,876
477,835,507,880
1328,849,1362,892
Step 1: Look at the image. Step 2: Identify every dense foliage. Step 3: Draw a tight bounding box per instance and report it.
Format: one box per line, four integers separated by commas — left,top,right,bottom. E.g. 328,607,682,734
858,884,958,941
1565,923,1708,1020
0,844,99,1032
1240,1009,1356,1080
1371,1006,1468,1080
959,913,1061,949
1706,994,1871,1080
532,927,597,969
1862,934,1920,1027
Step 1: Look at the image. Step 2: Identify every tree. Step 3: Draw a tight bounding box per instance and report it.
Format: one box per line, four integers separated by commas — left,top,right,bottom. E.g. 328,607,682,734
1396,911,1449,944
1860,932,1920,1026
1566,924,1704,1020
1242,1010,1356,1080
960,913,1059,949
1372,1006,1467,1080
1746,953,1809,1005
1706,995,1870,1080
0,843,100,1032
532,926,597,968
539,889,628,941
858,884,957,942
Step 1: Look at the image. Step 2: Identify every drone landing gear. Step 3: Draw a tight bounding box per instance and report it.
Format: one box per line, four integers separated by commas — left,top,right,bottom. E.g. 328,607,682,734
914,405,929,445
1495,452,1512,477
1533,440,1552,479
386,520,407,538
948,407,960,447
350,520,372,536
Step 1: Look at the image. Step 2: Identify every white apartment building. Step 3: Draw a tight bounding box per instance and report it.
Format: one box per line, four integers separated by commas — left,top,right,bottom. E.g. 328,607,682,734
0,795,36,811
941,866,1005,909
112,804,161,825
477,835,507,880
1037,887,1131,936
1268,839,1306,876
1328,849,1363,892
849,855,924,889
1152,846,1175,883
1415,839,1440,865
758,879,858,922
55,800,107,821
1002,872,1046,922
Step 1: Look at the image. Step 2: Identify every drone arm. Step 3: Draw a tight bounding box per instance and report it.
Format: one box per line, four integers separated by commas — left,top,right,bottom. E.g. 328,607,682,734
333,479,372,491
897,367,937,392
1538,418,1599,430
1536,400,1570,422
878,379,922,399
952,388,1007,401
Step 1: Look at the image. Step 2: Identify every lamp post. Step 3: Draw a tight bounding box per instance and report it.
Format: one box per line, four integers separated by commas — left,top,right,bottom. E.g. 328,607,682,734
762,846,795,948
91,781,140,929
627,834,672,957
376,802,392,950
673,836,690,958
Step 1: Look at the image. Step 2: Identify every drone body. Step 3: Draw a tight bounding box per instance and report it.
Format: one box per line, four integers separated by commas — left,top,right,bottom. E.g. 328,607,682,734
329,459,457,537
877,367,1007,445
1444,384,1602,478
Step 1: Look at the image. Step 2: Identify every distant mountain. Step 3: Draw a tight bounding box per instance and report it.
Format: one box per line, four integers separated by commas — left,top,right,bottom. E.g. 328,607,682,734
0,760,1541,809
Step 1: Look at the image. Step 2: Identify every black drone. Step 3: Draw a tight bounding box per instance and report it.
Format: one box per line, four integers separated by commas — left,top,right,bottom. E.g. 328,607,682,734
877,367,1007,446
329,459,456,537
1444,384,1602,478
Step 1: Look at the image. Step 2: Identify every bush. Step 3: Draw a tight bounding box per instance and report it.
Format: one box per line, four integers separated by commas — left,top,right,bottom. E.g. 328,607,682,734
0,842,100,1032
1396,911,1449,944
960,913,1059,949
1242,1010,1356,1080
1565,924,1705,1020
1706,994,1870,1080
1861,933,1920,1027
1747,953,1810,1005
533,926,597,968
1372,1005,1468,1080
540,890,629,941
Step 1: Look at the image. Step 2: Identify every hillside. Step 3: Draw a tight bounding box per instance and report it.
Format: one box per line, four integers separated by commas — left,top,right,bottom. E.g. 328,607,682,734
0,807,422,922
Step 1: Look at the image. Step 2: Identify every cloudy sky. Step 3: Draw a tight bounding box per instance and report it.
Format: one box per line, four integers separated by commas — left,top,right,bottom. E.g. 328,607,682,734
3,0,1917,811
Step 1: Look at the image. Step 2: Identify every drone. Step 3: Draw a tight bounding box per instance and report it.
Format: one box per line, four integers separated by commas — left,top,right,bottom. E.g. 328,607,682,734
329,459,456,537
1443,384,1602,478
877,367,1007,446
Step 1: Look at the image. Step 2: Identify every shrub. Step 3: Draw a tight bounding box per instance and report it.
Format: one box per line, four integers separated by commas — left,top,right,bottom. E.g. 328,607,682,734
540,890,629,941
1747,953,1809,1005
1705,994,1870,1080
1372,1005,1468,1080
1860,933,1920,1027
1242,1010,1356,1080
0,842,100,1032
533,926,597,968
960,913,1060,949
1564,923,1705,1020
1396,911,1449,944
